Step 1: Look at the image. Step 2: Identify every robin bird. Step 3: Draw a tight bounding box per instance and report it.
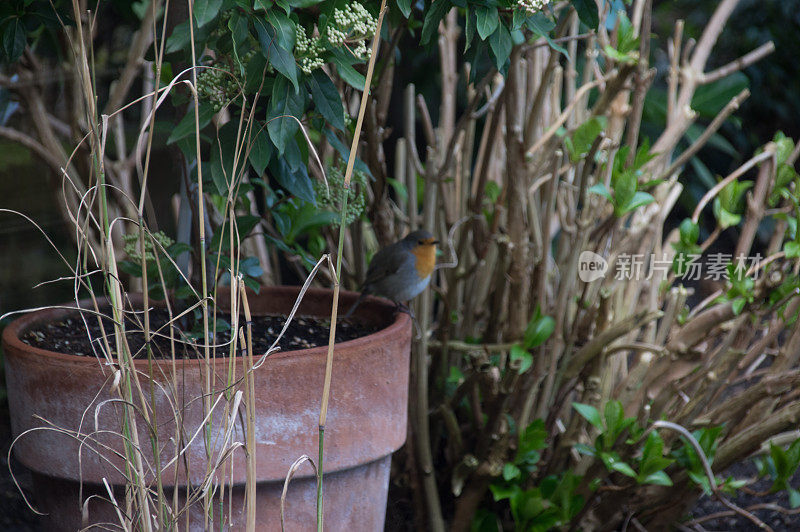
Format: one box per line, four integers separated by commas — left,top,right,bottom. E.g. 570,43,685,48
343,229,438,319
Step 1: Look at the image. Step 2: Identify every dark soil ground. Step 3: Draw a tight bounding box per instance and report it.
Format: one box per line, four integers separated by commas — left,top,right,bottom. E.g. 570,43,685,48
21,309,378,359
686,461,800,531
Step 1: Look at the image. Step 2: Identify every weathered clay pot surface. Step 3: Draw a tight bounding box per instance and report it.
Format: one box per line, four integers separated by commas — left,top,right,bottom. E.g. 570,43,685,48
2,286,411,530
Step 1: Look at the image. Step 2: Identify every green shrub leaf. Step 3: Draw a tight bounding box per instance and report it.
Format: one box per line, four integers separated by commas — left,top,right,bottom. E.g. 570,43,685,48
308,70,345,131
267,75,304,154
573,403,604,432
476,6,499,40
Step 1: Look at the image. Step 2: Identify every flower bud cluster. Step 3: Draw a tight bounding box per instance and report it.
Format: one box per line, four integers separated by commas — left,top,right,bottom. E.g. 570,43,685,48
197,67,237,111
332,2,377,37
123,231,174,262
294,3,377,73
314,163,367,227
296,25,325,74
517,0,547,15
328,2,377,59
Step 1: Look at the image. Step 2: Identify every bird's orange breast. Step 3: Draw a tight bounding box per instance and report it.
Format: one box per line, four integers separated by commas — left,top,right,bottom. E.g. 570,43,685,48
411,245,436,279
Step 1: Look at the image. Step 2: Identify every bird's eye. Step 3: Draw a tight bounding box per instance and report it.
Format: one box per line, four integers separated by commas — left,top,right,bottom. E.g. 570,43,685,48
418,240,424,245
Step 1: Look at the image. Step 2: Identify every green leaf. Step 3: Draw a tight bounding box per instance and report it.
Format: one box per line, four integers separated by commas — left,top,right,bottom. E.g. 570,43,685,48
286,202,338,240
270,156,316,204
573,0,599,29
247,128,273,176
282,134,306,171
471,509,501,532
489,483,520,502
573,403,604,432
242,51,270,92
526,13,568,56
568,116,607,162
387,177,408,203
1,18,26,63
773,131,795,166
601,452,637,477
604,45,637,65
330,50,367,89
633,139,658,169
619,191,655,214
589,183,613,202
685,123,737,157
517,419,547,464
397,0,412,18
642,471,673,486
718,179,752,213
464,9,476,52
732,296,746,315
209,121,240,195
692,72,749,119
616,10,637,54
476,6,499,40
574,443,596,457
228,11,250,74
510,344,533,374
771,164,799,206
166,20,192,54
503,462,521,481
322,128,373,178
642,431,664,464
604,401,624,435
420,0,450,45
447,365,464,387
511,9,526,31
790,488,800,509
525,11,555,35
267,75,304,154
168,102,217,145
265,8,296,51
243,275,262,293
193,0,222,27
713,200,741,229
523,315,554,349
771,443,789,478
255,18,299,90
679,218,700,245
488,23,512,71
611,168,636,212
308,70,345,131
639,431,675,480
787,438,800,470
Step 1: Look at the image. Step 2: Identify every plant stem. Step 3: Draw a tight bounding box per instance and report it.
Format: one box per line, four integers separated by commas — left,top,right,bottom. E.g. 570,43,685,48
316,2,388,529
186,0,214,523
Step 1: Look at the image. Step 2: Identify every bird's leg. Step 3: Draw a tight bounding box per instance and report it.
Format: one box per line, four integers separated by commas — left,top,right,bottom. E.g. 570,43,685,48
396,301,423,340
341,291,368,320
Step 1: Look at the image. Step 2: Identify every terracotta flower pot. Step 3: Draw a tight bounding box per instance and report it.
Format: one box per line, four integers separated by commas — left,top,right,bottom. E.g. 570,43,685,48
2,286,411,530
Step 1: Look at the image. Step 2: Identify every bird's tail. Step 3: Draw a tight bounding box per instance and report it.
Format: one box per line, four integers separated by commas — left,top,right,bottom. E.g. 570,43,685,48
341,291,367,320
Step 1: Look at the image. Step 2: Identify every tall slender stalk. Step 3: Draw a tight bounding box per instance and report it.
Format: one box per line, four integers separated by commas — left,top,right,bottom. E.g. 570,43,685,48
186,0,214,523
239,283,257,532
316,2,388,529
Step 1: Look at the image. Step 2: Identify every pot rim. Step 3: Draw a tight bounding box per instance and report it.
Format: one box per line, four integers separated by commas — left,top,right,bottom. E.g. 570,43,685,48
1,285,410,367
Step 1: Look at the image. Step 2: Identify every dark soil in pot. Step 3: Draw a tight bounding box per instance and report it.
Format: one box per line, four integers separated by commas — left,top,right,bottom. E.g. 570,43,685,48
20,308,380,359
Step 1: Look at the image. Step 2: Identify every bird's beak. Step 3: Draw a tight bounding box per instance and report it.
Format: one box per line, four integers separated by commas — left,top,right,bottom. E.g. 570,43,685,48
432,240,440,245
